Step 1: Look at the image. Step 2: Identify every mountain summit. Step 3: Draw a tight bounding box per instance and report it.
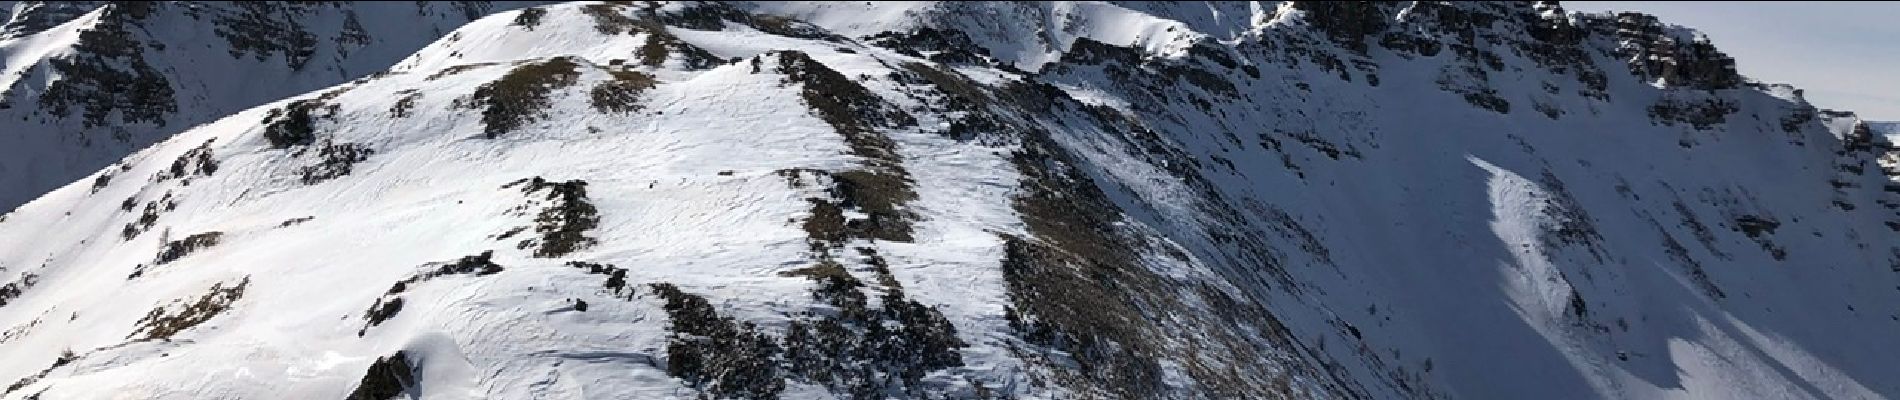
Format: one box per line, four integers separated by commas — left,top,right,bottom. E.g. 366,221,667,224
0,2,1894,399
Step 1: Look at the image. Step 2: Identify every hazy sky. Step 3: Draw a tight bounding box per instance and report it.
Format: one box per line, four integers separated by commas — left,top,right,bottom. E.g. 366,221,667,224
1568,2,1900,121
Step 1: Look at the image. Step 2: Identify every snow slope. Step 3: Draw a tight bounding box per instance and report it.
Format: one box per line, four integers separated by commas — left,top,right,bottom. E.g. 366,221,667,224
0,1,543,213
0,1,1896,399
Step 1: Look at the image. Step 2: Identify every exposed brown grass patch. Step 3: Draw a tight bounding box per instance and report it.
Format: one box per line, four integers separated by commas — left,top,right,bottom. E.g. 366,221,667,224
590,69,657,113
456,58,582,138
128,276,250,341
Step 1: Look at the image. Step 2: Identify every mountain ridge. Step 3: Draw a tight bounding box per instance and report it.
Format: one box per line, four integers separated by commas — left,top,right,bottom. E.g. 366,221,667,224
0,1,1894,399
0,1,546,213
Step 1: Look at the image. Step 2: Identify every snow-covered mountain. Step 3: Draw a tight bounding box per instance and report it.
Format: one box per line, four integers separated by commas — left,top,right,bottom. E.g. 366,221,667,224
0,1,1896,399
0,1,544,213
1874,121,1899,139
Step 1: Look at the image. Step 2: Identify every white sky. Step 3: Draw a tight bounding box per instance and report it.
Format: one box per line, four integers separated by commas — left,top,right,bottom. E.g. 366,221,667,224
1568,2,1900,121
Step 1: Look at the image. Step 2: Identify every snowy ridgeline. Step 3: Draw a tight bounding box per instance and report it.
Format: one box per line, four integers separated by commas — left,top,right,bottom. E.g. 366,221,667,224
0,1,548,213
0,1,1895,399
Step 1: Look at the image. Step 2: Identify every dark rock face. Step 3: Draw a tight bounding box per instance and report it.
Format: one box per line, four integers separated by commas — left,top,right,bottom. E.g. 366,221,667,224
158,140,220,182
894,57,1322,395
778,251,967,399
359,252,504,336
1246,3,1738,105
1599,12,1741,90
299,141,375,185
387,90,423,118
343,351,418,400
37,3,176,130
848,3,1868,397
257,90,378,185
0,2,105,40
774,51,919,164
1291,1,1394,54
999,120,1316,398
0,273,38,309
866,27,995,65
1535,171,1608,261
511,6,547,28
771,50,920,243
652,267,966,400
564,261,631,298
749,49,975,398
501,177,601,258
262,99,328,148
648,282,784,400
212,2,323,70
161,232,226,260
1649,92,1738,130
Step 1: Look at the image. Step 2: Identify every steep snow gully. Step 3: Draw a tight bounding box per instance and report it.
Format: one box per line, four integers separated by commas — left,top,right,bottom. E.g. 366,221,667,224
0,1,1895,399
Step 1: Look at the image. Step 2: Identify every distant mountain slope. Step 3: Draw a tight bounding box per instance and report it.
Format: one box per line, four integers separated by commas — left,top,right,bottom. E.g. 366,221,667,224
0,2,1894,399
0,1,542,212
1872,121,1899,136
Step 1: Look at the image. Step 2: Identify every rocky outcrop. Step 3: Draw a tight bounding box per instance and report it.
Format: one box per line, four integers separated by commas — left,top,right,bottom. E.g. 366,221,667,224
1593,12,1742,89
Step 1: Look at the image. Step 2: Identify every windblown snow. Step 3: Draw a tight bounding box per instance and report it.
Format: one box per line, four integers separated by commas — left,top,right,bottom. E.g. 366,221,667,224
0,2,1894,399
